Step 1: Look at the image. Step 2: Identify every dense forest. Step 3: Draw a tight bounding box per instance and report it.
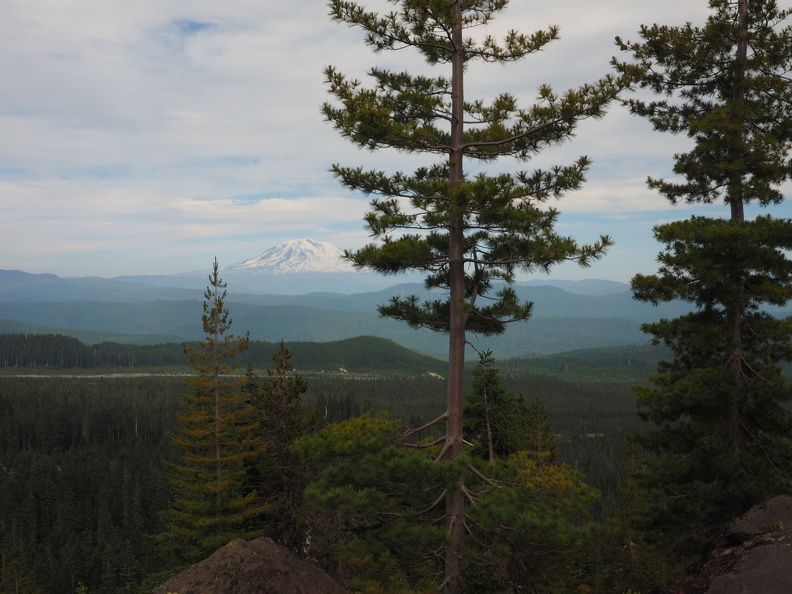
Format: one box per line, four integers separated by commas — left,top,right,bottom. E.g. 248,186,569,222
0,375,181,593
0,333,447,375
0,333,647,593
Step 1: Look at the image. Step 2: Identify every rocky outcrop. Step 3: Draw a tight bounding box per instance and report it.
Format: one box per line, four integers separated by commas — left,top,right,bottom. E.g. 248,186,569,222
702,495,792,594
153,537,347,594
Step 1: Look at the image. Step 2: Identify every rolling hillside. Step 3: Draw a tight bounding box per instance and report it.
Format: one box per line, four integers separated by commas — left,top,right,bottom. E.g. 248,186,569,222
0,268,706,358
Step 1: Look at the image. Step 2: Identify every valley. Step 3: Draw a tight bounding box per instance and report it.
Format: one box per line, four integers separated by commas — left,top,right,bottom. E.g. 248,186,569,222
0,258,769,593
0,266,703,359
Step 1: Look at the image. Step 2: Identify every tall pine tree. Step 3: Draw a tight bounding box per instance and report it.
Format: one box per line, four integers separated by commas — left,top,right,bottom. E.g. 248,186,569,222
164,260,265,561
324,2,629,590
613,0,792,555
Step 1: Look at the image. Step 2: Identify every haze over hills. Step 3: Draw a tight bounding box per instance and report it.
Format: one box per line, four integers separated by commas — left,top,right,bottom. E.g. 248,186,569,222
110,239,417,294
1,239,635,301
0,238,713,358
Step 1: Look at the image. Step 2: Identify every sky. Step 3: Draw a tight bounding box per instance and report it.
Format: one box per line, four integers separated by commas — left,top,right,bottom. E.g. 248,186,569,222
2,0,789,283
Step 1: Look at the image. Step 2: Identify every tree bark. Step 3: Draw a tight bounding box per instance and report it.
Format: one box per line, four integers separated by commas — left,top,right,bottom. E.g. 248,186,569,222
729,0,748,225
215,337,223,538
443,2,466,592
727,0,748,461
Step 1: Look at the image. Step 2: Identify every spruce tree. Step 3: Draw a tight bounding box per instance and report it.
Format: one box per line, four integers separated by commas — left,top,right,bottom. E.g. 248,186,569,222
164,260,265,561
324,2,628,589
613,0,792,555
251,341,314,554
463,350,528,462
525,395,557,468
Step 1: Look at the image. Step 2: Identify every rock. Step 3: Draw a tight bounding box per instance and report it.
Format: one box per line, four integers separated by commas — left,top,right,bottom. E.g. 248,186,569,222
702,495,792,594
153,537,347,594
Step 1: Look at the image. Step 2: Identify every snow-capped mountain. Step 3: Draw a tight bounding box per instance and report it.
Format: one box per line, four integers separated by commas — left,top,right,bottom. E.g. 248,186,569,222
224,239,356,274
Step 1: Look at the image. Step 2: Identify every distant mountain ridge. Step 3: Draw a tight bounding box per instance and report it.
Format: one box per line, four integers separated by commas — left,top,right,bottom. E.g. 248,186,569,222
0,308,644,359
0,267,672,358
5,248,790,361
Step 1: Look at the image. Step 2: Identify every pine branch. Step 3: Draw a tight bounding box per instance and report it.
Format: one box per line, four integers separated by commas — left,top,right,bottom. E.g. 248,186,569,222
403,411,448,437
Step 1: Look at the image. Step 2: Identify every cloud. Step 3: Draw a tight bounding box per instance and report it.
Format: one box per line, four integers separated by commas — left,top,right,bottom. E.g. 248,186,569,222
2,0,785,280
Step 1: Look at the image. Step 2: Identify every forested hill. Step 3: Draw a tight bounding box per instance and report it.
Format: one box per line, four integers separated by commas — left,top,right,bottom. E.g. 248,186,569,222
0,333,446,375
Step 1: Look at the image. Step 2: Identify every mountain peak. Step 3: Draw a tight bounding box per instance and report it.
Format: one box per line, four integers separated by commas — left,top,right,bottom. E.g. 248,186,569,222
224,239,356,274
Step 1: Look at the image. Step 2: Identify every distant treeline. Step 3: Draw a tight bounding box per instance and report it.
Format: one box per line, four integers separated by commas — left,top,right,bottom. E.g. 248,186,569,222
0,333,446,374
0,333,179,368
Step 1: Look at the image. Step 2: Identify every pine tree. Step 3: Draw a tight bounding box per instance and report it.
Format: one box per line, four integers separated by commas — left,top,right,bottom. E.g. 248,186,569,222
251,341,314,554
599,442,665,594
297,413,599,594
0,559,40,594
525,395,557,468
324,2,629,589
164,260,265,561
463,350,528,462
613,0,792,555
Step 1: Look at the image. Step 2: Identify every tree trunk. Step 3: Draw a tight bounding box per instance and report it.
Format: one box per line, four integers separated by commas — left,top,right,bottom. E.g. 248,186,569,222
215,368,222,538
444,2,466,592
214,315,223,538
727,0,748,462
729,0,748,225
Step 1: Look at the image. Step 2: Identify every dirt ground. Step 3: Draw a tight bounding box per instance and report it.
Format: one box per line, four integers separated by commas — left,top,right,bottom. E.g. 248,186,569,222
152,537,347,594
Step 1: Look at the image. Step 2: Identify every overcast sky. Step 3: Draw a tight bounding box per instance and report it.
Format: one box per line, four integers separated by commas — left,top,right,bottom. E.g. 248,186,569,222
2,0,788,283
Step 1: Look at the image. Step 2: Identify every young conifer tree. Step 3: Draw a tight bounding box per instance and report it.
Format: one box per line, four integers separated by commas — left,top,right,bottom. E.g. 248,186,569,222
613,0,792,555
324,2,629,590
251,341,314,554
525,395,557,467
463,350,528,462
165,260,265,561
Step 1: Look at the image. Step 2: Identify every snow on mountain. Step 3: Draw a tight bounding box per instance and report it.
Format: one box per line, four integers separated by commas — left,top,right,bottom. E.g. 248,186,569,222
224,239,356,274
